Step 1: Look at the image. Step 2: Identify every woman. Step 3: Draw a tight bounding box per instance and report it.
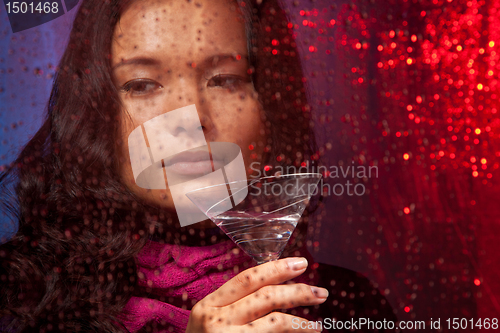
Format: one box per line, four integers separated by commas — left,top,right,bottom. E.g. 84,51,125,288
0,0,395,332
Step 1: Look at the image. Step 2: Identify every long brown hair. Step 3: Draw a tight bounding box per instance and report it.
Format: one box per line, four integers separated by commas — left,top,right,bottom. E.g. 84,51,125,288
0,0,315,331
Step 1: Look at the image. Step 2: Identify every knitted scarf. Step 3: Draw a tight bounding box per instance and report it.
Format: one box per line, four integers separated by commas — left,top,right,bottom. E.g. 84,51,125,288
119,237,318,332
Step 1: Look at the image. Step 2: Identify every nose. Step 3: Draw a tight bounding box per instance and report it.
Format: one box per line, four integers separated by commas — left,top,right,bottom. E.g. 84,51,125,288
166,106,204,143
168,75,214,140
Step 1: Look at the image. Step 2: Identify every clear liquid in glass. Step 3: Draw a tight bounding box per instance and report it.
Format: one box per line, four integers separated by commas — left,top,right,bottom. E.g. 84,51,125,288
214,211,301,264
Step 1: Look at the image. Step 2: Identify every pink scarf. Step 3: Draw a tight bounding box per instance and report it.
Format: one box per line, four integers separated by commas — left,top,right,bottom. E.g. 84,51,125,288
120,234,318,333
119,239,253,332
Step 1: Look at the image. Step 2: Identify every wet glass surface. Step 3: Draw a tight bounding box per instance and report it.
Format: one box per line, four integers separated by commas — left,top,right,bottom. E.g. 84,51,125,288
0,0,498,331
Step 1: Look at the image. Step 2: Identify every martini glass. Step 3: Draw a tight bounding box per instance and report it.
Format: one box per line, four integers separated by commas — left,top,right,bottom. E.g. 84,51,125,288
186,173,322,264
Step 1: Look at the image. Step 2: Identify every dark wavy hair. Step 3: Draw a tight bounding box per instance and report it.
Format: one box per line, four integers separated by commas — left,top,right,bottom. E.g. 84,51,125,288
0,0,315,331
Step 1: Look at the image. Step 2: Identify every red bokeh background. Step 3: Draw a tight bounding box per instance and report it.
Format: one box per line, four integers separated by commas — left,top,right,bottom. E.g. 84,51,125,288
291,0,500,326
1,0,500,329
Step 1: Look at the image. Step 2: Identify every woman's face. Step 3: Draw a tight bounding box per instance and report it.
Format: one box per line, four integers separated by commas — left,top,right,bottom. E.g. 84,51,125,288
111,0,266,218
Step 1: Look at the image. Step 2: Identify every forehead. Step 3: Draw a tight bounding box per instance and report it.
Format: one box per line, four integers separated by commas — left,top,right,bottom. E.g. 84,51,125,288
111,0,247,65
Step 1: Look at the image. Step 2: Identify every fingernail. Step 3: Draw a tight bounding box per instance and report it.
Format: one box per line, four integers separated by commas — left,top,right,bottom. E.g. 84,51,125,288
311,286,329,299
287,257,308,271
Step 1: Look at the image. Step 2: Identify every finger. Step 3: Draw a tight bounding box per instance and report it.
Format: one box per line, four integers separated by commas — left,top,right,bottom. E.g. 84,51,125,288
229,283,328,324
245,312,322,333
205,257,308,306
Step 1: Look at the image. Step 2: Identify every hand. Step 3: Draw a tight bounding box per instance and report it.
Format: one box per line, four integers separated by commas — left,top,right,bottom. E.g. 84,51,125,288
185,257,328,333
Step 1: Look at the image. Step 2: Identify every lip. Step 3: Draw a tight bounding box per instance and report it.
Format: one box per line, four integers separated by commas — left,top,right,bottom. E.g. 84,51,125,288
164,151,212,166
164,151,224,176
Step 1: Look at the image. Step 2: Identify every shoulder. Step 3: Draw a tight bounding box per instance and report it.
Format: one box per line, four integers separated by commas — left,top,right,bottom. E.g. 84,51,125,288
315,263,397,325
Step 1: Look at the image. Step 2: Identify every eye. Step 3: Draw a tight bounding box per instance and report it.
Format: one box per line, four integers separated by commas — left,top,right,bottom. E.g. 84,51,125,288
207,75,249,90
120,79,163,96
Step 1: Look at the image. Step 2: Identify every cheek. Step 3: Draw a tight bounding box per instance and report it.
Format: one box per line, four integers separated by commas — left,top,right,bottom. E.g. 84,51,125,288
219,105,264,147
115,98,165,173
115,113,137,183
116,110,175,208
121,97,164,124
209,89,265,139
208,93,267,172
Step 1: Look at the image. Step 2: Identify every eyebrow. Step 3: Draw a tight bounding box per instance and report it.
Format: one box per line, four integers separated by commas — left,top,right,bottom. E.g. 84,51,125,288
112,53,249,71
201,54,249,68
112,57,161,70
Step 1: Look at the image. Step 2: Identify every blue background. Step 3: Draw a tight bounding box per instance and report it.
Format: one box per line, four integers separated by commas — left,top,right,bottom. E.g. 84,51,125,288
0,1,80,240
